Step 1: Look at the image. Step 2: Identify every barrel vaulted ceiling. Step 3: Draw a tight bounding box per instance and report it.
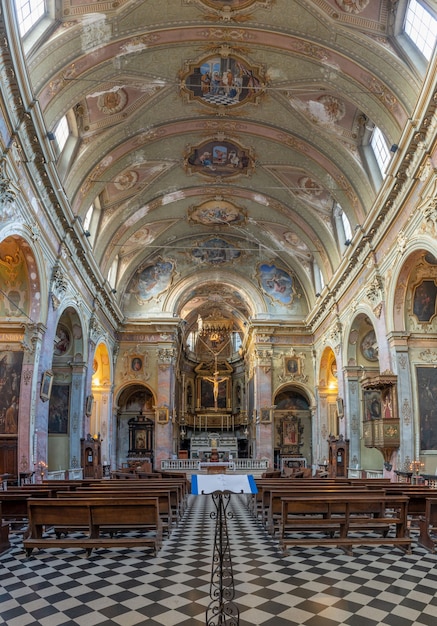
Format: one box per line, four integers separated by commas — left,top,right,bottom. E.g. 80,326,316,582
23,0,427,329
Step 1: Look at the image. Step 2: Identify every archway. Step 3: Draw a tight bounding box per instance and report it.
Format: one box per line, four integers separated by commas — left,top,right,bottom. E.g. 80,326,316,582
115,385,155,469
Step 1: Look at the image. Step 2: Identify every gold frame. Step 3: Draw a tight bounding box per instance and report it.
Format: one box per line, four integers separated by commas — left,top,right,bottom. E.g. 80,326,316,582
85,394,94,417
260,406,272,423
40,370,54,402
156,407,169,424
284,356,301,376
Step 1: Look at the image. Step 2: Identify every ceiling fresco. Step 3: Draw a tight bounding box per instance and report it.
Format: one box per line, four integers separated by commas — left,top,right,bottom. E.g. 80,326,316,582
22,0,425,330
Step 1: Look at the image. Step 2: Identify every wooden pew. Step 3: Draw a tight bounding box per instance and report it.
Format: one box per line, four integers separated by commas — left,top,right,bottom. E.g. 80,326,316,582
0,502,10,553
418,497,437,552
23,497,163,557
262,486,375,535
57,488,174,537
0,490,52,530
279,493,410,556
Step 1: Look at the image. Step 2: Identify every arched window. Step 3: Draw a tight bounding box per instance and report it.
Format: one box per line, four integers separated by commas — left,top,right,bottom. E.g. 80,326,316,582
83,205,94,233
54,116,69,153
370,127,392,179
404,0,437,61
107,256,119,289
14,0,45,36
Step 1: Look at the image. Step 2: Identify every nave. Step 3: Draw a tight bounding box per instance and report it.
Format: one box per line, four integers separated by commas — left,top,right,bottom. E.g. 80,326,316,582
1,494,437,626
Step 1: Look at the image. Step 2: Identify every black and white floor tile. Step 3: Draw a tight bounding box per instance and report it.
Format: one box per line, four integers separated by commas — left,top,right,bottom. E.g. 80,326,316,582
1,493,437,625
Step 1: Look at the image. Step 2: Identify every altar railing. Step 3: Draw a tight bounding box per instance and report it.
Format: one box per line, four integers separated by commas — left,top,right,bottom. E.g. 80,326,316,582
160,458,269,472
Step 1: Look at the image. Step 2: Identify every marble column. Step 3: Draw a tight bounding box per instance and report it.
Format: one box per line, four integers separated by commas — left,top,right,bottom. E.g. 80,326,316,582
254,348,273,467
155,347,175,470
344,367,362,469
388,333,414,470
69,362,87,470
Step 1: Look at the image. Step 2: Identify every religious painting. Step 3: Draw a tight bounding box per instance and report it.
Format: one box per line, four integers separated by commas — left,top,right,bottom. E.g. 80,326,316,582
274,390,309,410
180,53,265,108
0,350,23,434
360,329,379,362
40,369,53,402
413,280,437,323
184,139,254,178
417,367,437,450
188,199,247,226
284,356,301,376
257,262,295,305
135,429,147,449
129,257,176,304
54,325,71,356
85,394,94,417
48,385,70,434
282,416,301,445
363,389,381,421
0,244,28,317
131,356,143,372
191,237,241,265
156,407,169,424
260,406,272,423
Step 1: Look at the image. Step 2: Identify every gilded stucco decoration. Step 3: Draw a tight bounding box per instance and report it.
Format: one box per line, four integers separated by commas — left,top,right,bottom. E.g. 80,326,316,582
121,348,150,381
335,0,370,13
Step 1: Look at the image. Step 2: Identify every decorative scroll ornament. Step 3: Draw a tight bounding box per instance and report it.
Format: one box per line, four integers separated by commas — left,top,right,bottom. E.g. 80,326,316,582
419,348,437,363
88,313,101,345
254,348,272,372
401,397,412,427
0,168,18,221
157,348,176,370
50,264,68,310
366,275,384,304
335,0,369,13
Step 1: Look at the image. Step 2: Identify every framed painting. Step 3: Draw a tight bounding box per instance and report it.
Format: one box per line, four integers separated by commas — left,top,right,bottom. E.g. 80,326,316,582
282,418,299,445
417,367,437,450
48,384,70,434
284,356,301,376
157,407,169,424
85,394,94,417
260,406,272,423
413,280,437,323
131,356,143,372
40,370,54,402
363,389,381,421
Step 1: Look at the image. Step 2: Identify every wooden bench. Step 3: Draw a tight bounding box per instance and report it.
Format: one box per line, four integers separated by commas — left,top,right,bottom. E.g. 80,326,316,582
418,497,437,552
279,494,410,556
0,502,10,554
57,488,175,537
263,486,375,535
23,497,163,557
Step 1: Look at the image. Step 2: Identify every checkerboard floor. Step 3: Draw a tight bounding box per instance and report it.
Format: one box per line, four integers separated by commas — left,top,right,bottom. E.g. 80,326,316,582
1,493,437,625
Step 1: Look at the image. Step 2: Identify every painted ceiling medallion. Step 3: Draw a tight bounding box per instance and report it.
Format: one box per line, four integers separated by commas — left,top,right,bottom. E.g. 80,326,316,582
180,54,266,109
188,198,247,226
184,138,255,179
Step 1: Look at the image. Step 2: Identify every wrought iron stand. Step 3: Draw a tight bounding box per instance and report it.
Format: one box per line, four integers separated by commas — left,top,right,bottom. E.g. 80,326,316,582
206,490,240,626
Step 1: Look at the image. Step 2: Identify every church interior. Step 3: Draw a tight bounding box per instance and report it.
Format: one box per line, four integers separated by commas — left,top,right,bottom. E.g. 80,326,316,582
2,0,437,483
2,1,437,625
